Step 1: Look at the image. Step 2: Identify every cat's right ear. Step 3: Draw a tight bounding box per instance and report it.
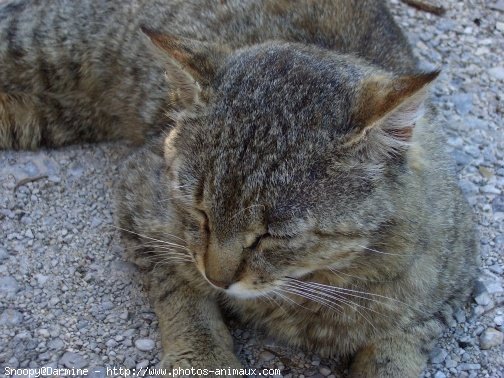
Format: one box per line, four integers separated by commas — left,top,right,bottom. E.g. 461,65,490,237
141,27,231,89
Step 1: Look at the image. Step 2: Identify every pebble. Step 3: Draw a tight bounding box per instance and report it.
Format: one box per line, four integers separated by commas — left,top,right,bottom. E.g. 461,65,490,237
134,338,155,352
446,359,458,369
124,357,136,369
0,309,23,325
35,274,49,286
492,195,504,213
488,0,504,12
59,351,88,369
47,338,65,350
430,347,448,364
0,276,20,299
451,93,473,115
458,336,474,348
494,315,504,326
0,248,8,261
319,366,331,376
258,351,276,363
433,372,446,378
463,145,480,159
454,308,467,323
474,292,492,306
459,363,481,371
488,67,504,80
479,328,504,349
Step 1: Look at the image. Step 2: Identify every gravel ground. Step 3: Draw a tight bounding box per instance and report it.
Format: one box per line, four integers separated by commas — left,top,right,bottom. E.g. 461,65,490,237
1,0,503,377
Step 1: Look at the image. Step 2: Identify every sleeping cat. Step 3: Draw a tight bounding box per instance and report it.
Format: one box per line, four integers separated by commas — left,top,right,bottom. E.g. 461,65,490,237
0,0,478,377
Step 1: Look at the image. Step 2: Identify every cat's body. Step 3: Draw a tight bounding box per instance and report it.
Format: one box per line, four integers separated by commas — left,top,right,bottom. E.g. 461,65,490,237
0,1,478,377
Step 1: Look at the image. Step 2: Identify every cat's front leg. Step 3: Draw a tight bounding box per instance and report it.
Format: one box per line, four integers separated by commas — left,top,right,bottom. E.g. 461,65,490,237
148,270,244,378
349,321,440,378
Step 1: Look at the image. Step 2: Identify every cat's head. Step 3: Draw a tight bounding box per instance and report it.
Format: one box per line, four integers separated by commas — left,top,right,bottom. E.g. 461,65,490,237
142,29,438,299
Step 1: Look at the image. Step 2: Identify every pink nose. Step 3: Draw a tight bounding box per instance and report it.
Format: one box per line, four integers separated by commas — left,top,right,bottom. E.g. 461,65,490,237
207,277,231,289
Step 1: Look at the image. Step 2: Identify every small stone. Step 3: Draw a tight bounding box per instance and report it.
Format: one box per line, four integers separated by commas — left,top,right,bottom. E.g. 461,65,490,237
48,338,65,350
445,359,458,369
479,328,504,349
136,360,149,369
489,67,504,80
0,276,19,299
475,292,492,306
258,351,275,363
492,196,504,213
134,338,155,352
35,274,49,286
101,301,114,311
39,352,51,361
458,179,478,194
429,347,448,364
49,297,60,306
459,363,481,371
0,309,23,325
119,311,129,320
454,308,466,323
463,145,480,158
319,366,331,376
488,0,504,12
483,281,503,294
91,216,103,227
494,315,504,326
451,93,473,115
105,339,117,348
489,264,504,275
458,336,474,348
38,329,50,338
434,372,446,378
124,357,136,369
0,248,8,261
481,185,501,195
59,351,88,369
478,166,494,179
8,357,19,368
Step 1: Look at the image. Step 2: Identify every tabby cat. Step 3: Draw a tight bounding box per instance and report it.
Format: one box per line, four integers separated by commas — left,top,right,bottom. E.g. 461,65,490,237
0,0,478,377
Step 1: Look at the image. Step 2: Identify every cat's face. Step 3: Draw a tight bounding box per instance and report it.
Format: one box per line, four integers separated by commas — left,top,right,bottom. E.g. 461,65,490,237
144,34,436,299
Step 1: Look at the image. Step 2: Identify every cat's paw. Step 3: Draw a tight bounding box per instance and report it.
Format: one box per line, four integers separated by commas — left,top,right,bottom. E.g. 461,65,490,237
160,347,244,378
349,343,425,378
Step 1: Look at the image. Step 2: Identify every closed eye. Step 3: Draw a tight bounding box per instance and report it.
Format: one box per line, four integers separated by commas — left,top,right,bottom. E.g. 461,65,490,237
246,231,295,250
246,233,271,250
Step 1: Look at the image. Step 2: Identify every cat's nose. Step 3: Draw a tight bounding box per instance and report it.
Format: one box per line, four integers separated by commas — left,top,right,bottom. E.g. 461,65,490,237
207,276,231,290
204,237,242,290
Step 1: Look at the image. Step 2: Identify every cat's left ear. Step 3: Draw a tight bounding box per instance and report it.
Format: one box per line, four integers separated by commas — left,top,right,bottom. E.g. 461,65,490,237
346,71,439,153
141,27,231,96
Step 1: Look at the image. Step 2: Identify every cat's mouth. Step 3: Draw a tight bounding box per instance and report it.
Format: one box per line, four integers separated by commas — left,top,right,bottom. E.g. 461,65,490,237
201,266,315,300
